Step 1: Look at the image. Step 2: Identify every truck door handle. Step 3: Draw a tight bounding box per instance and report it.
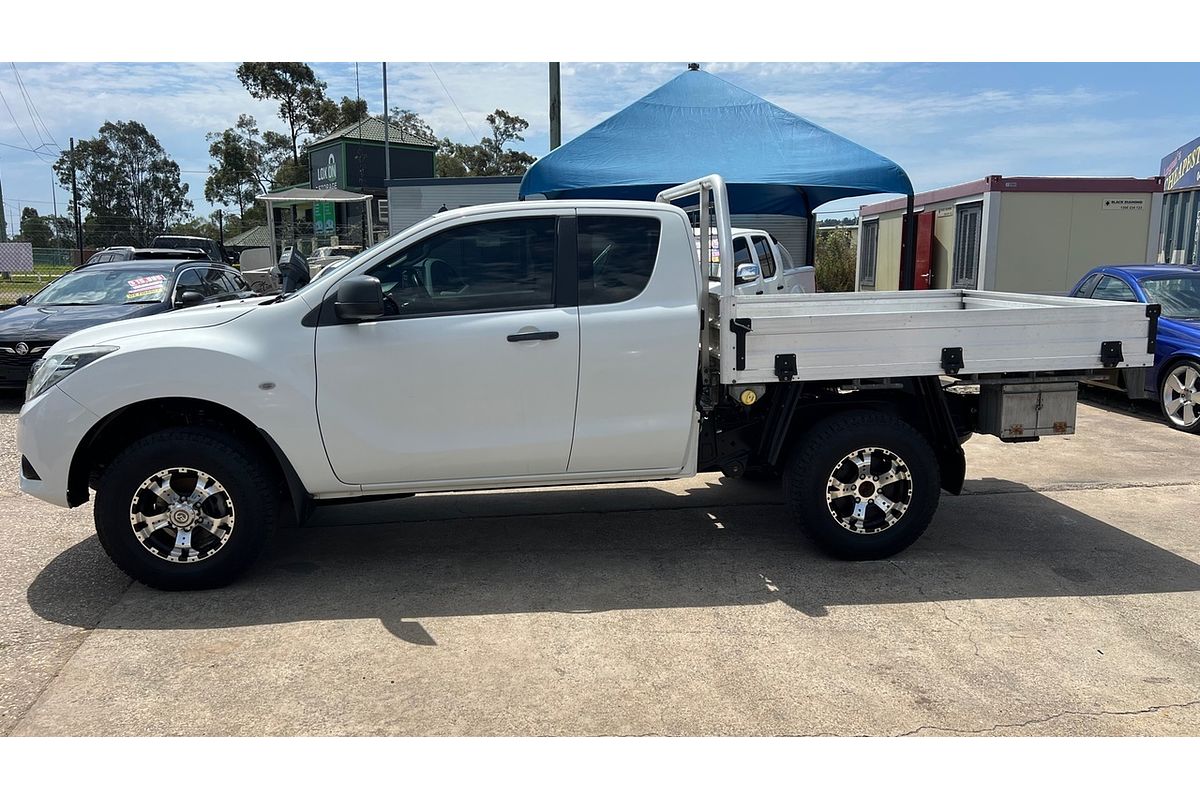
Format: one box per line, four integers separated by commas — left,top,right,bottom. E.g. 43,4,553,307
507,330,559,342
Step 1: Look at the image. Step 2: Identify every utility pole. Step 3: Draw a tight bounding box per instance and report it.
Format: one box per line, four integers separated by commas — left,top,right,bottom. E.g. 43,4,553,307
0,159,7,243
549,62,561,150
69,137,83,262
217,209,224,245
382,62,390,182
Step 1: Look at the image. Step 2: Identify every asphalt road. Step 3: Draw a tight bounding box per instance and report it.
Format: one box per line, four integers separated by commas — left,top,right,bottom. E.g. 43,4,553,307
2,390,1198,735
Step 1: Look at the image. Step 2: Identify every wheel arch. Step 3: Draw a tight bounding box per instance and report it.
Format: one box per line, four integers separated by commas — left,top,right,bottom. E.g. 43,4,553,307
762,377,966,495
68,396,310,523
1156,351,1200,392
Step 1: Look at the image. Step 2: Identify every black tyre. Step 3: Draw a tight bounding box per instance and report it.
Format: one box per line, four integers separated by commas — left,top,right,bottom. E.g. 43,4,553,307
1158,359,1200,433
94,427,278,590
783,410,940,560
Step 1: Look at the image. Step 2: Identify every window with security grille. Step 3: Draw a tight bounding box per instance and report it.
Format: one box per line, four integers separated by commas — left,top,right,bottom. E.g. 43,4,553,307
953,203,983,288
860,220,878,287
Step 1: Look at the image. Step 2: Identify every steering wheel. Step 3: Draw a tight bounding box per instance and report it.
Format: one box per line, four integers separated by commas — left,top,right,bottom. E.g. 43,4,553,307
383,266,430,313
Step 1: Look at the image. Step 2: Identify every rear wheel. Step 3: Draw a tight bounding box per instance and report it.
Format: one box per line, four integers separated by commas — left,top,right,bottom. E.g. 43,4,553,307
1159,359,1200,433
783,411,941,560
94,427,278,590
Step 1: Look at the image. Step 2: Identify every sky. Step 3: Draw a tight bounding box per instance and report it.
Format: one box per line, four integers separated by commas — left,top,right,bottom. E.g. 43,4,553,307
3,61,1200,237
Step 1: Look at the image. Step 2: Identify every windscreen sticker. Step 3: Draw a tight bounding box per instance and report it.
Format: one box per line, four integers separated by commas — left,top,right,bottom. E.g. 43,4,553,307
125,274,167,300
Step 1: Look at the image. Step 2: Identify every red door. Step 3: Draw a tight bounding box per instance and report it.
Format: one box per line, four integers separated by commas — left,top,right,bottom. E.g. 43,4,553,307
914,211,935,290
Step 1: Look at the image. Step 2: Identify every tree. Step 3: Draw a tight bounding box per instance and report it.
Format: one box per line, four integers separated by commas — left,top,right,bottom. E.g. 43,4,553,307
205,115,272,216
312,96,369,137
394,108,536,177
815,227,857,292
235,62,327,167
52,120,192,247
390,108,437,144
18,207,52,248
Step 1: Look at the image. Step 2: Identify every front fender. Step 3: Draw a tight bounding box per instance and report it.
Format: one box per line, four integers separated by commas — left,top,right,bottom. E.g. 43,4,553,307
56,329,350,497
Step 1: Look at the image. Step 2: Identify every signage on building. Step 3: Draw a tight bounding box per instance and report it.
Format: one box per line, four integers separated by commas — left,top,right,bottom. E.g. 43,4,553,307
313,202,335,235
311,148,343,190
1101,198,1146,212
1161,135,1200,193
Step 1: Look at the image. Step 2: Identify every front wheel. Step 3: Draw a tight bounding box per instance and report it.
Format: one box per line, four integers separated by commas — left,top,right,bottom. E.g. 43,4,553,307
783,411,941,560
94,427,278,590
1159,359,1200,433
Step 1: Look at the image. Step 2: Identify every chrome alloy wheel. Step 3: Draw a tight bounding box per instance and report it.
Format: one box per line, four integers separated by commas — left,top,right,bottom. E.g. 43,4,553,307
128,468,236,563
1163,363,1200,428
825,447,913,534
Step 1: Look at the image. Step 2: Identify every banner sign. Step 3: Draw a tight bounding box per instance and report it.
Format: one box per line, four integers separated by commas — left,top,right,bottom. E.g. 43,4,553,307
1161,135,1200,193
313,202,335,235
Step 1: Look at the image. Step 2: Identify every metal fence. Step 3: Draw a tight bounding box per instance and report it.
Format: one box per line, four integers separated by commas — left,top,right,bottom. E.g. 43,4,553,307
0,247,81,307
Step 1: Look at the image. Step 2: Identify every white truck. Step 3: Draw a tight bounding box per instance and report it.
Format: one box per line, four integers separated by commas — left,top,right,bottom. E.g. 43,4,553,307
17,176,1159,590
697,226,816,295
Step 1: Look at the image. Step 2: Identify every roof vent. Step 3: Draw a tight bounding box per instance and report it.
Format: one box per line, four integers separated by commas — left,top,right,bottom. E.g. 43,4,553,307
687,63,700,71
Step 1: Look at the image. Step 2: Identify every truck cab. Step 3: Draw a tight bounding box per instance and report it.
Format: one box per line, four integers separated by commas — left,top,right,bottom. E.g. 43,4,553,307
697,227,815,296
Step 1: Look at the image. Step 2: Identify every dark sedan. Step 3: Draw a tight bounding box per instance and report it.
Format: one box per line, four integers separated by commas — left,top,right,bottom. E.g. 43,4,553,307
0,259,255,389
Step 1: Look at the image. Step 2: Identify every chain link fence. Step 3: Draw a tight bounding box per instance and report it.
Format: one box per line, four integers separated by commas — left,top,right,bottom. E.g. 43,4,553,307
0,246,81,308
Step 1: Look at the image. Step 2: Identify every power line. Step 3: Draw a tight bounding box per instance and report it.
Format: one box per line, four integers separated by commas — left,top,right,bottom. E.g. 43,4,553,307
428,63,477,141
0,83,49,162
0,139,54,156
10,63,58,149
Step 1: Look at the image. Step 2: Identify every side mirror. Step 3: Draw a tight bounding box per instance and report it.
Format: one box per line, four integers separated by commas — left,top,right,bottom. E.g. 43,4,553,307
335,275,385,321
735,263,761,285
15,295,31,306
176,290,205,308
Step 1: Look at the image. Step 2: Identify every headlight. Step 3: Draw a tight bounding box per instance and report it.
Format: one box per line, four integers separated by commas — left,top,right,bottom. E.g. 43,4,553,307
26,346,118,402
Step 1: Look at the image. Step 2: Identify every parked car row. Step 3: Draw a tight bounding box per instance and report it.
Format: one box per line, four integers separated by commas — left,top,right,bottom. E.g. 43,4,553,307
0,259,255,389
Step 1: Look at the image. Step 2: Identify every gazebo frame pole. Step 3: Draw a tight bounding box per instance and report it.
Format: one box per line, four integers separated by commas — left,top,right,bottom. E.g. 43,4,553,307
900,193,917,290
266,199,278,266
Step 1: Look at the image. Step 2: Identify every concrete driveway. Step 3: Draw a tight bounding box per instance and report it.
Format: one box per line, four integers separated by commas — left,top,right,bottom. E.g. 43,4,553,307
2,390,1198,735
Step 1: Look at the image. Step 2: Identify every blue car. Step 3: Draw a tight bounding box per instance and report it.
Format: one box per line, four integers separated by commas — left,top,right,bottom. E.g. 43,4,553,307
1069,264,1200,432
0,259,254,390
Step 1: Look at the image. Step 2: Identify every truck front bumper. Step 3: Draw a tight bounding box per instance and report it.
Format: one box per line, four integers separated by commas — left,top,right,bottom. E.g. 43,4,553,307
17,386,100,508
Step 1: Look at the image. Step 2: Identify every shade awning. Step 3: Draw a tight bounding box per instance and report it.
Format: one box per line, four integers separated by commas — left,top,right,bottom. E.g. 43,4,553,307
519,69,913,216
255,188,373,203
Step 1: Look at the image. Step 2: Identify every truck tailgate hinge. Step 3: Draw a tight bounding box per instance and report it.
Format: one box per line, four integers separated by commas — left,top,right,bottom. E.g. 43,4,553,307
1100,340,1124,368
941,347,964,376
1146,303,1161,353
774,353,797,382
730,318,752,371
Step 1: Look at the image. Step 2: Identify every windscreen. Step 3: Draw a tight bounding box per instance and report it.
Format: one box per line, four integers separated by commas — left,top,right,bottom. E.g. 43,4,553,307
34,268,171,305
1140,275,1200,319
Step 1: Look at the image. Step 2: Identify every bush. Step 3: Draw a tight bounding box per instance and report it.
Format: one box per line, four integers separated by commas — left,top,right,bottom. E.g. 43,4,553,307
815,228,857,292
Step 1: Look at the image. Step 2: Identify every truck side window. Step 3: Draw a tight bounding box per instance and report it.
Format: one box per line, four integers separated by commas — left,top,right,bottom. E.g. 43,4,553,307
752,236,777,279
1072,273,1102,298
732,237,753,268
1091,275,1137,302
577,216,662,305
367,217,556,316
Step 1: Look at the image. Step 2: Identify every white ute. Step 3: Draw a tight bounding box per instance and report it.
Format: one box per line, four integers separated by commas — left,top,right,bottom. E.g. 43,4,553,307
697,226,815,295
17,175,1159,589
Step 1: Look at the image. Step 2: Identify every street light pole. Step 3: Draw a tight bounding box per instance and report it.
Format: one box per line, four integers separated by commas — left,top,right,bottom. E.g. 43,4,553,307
549,62,561,150
383,62,390,182
69,137,83,262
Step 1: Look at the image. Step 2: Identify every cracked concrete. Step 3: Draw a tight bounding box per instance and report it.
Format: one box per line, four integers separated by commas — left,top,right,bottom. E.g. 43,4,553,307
3,396,1200,736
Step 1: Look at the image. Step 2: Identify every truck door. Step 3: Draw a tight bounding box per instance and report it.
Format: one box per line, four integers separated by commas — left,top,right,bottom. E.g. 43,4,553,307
314,213,580,486
569,211,700,474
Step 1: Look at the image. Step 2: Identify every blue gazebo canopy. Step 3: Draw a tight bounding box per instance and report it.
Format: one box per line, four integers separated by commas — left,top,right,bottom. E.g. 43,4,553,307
519,68,913,216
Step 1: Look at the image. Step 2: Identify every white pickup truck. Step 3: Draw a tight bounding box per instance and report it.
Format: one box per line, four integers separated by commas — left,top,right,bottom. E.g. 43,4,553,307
697,226,815,295
17,175,1159,590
